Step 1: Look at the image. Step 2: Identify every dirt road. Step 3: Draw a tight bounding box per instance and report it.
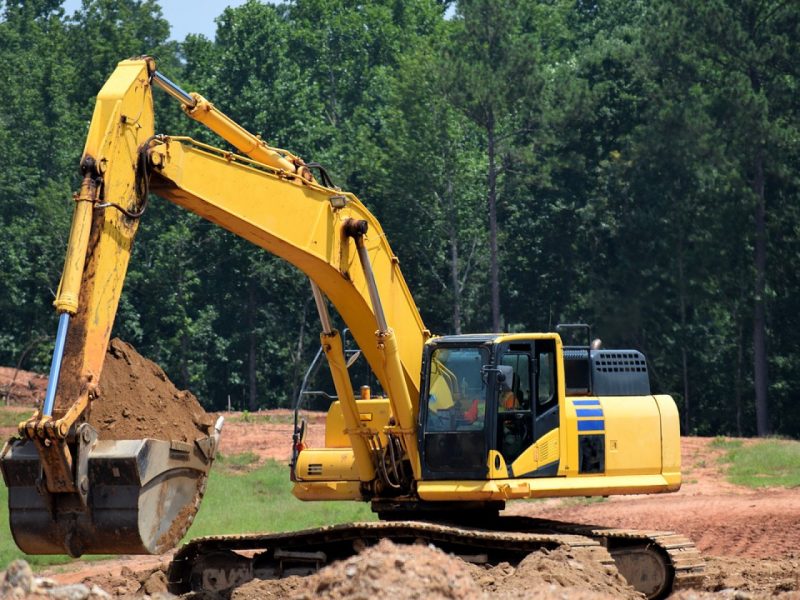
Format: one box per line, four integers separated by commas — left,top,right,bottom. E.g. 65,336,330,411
4,410,799,598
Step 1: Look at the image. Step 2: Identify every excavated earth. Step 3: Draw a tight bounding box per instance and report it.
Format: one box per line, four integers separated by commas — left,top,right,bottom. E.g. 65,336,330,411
87,338,215,442
1,349,799,599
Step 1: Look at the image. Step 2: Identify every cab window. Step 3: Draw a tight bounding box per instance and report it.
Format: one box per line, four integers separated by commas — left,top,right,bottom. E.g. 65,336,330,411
496,346,534,462
426,347,487,432
537,349,557,413
423,346,489,478
500,352,531,410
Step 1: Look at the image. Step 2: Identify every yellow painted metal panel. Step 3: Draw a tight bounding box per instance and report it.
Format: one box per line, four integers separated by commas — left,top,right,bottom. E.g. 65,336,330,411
325,399,392,448
54,60,154,420
510,427,560,477
602,396,662,476
319,331,375,481
294,448,360,481
417,474,677,501
562,394,664,478
487,450,508,479
149,139,428,475
292,481,363,501
654,394,681,488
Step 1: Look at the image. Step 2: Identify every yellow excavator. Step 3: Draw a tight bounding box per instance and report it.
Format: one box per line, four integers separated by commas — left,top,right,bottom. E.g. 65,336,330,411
0,57,703,599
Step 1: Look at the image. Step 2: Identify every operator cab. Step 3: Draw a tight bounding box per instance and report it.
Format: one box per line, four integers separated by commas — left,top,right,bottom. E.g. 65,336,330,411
419,334,560,480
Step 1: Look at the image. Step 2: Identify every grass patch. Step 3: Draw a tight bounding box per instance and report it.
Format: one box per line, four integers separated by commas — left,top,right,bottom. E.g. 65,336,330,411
185,459,374,540
227,411,294,425
1,457,373,568
709,436,743,450
0,407,30,428
215,451,260,471
717,439,800,488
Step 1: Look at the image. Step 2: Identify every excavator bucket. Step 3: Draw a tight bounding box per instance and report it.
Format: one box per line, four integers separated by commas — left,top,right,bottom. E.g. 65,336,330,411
0,419,221,557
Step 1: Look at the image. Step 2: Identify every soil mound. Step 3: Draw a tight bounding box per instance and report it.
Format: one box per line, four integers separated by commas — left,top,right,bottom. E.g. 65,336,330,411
466,546,640,599
232,539,482,600
228,539,640,600
87,338,213,442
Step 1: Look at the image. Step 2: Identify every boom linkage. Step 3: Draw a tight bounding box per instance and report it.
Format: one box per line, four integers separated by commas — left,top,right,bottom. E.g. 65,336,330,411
5,56,427,555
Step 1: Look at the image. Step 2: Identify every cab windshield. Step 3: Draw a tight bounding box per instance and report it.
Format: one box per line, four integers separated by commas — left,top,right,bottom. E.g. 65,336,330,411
426,346,488,432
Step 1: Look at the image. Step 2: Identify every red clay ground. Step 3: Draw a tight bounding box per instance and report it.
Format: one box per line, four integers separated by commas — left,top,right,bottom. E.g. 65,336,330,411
507,437,800,561
3,393,799,597
0,366,47,407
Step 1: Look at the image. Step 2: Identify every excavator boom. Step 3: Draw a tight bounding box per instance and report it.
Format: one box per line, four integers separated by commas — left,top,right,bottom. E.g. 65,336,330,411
1,56,427,555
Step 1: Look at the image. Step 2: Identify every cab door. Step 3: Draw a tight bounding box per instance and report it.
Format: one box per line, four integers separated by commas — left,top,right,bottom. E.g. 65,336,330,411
495,339,561,478
533,338,559,443
495,343,535,466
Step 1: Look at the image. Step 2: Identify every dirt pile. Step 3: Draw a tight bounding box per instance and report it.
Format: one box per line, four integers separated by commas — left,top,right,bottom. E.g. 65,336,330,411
230,539,482,600
464,546,640,599
75,564,171,598
697,556,800,597
87,338,213,442
1,559,111,600
227,539,640,600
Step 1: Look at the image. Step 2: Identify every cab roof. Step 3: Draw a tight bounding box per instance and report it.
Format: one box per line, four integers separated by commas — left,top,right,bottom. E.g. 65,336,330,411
428,332,561,346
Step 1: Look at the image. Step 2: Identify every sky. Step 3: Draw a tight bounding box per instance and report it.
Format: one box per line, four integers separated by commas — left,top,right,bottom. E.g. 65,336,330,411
61,0,251,41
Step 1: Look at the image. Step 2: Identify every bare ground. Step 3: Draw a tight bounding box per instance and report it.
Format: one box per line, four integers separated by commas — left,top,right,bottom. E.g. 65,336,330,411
3,377,799,598
0,366,47,407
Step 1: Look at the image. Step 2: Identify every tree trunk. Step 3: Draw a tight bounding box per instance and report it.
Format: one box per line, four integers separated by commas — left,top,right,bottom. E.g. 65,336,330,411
752,150,770,436
486,115,500,332
446,176,462,334
735,318,744,436
179,333,190,390
677,236,690,433
247,286,258,412
449,227,462,334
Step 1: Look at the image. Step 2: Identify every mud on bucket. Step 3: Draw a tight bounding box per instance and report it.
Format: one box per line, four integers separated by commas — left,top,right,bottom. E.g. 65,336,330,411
1,422,221,557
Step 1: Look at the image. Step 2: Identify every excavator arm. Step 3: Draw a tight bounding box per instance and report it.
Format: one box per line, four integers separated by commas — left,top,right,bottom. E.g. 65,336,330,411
1,57,428,555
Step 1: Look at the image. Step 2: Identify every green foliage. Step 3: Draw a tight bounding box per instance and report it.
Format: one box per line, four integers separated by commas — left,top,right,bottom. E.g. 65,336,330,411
716,439,800,488
0,0,799,437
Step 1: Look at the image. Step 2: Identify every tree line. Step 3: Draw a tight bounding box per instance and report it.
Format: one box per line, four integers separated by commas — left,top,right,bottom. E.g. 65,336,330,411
0,0,798,437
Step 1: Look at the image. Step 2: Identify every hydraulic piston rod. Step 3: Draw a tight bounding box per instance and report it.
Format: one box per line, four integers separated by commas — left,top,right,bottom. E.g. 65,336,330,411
151,70,313,182
151,70,196,108
42,313,70,417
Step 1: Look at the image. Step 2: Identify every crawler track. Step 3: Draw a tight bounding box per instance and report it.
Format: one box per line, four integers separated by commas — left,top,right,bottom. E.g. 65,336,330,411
509,518,706,598
167,518,704,599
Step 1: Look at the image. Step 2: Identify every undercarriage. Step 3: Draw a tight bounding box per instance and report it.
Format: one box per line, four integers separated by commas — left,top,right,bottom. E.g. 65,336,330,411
167,517,704,599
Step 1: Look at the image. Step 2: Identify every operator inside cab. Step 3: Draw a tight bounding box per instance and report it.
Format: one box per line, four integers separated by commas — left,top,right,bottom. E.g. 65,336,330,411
427,348,485,432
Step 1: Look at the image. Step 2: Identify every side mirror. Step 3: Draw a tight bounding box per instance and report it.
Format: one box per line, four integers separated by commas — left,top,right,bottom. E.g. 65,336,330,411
497,365,514,386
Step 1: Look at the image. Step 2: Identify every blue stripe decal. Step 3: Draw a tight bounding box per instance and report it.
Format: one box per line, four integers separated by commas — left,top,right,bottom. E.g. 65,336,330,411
572,400,600,406
576,408,603,417
577,420,605,431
